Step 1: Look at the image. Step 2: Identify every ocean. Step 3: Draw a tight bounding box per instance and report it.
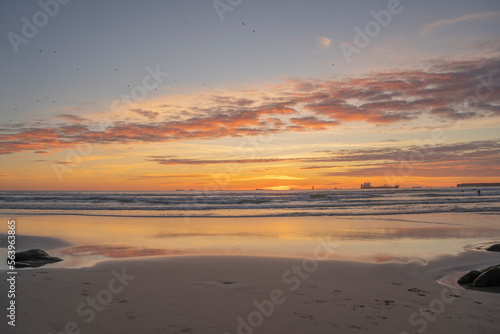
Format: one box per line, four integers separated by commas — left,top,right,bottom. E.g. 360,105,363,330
0,187,499,218
1,188,500,267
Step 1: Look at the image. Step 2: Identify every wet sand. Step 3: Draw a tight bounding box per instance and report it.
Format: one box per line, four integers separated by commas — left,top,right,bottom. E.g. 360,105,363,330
1,213,499,333
1,251,500,334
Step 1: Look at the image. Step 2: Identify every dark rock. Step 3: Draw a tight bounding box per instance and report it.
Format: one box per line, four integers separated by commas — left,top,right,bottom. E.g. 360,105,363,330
14,262,32,268
458,270,482,285
486,244,500,252
13,249,62,268
479,264,500,273
472,267,500,287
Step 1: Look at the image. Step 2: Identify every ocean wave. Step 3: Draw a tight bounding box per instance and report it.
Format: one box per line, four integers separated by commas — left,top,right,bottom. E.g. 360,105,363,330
0,188,499,218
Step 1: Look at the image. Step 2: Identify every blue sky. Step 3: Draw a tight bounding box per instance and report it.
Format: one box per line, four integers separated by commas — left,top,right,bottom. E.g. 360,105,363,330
2,0,499,122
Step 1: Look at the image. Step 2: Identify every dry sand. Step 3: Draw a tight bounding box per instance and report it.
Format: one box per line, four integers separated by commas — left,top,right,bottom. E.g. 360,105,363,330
1,249,500,334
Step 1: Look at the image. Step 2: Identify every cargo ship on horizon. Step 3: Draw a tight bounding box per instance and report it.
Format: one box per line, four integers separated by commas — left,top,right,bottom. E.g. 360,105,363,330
457,183,500,188
361,182,399,189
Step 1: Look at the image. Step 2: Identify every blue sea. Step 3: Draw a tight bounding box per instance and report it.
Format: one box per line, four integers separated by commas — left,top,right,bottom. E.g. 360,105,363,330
0,187,499,218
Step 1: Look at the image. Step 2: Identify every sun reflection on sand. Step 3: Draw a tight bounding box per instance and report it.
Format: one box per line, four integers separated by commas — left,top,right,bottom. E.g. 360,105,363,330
2,213,500,268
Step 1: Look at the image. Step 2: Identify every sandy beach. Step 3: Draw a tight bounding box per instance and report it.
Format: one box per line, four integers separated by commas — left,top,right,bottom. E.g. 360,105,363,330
1,232,500,334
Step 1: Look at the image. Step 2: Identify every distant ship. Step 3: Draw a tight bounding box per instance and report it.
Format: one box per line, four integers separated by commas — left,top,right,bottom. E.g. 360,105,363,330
361,182,399,189
457,183,500,188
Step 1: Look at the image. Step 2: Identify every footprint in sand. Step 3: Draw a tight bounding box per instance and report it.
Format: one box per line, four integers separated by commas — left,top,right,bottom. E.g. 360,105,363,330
408,287,428,296
125,311,137,321
348,324,363,330
328,322,340,328
422,309,436,316
365,315,379,325
149,329,170,334
374,299,395,306
331,289,342,295
118,299,129,303
219,281,234,285
353,304,365,311
293,312,314,320
169,325,193,333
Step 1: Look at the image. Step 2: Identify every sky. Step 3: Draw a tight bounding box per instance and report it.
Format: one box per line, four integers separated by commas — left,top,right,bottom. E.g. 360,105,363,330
0,0,499,191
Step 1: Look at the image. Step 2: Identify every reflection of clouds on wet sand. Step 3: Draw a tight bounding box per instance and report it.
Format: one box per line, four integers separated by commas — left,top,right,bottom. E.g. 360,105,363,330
154,226,500,241
48,245,189,268
0,233,71,251
60,244,185,258
320,226,500,240
6,213,500,268
153,231,267,238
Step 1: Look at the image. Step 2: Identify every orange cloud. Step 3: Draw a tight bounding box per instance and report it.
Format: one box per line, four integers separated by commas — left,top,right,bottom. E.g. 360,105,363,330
0,57,499,156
